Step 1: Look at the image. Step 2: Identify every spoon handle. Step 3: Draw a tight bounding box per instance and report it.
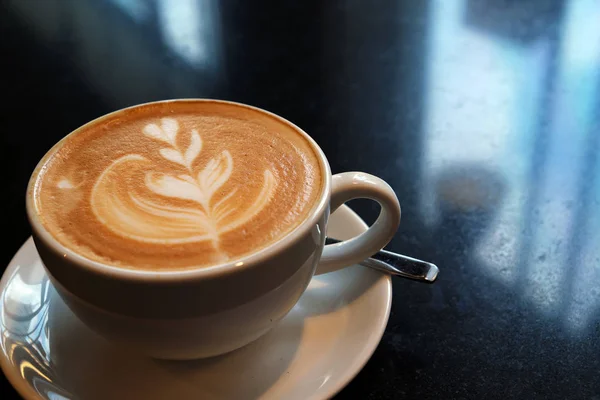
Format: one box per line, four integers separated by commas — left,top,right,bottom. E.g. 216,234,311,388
325,237,439,283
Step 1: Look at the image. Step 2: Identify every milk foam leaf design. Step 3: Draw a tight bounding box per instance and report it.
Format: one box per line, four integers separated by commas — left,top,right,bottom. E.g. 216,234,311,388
57,179,75,189
159,148,186,166
184,129,202,168
212,188,238,222
220,170,276,232
142,123,166,142
56,177,85,190
90,120,278,252
198,151,233,205
161,118,178,144
145,173,204,204
91,155,213,243
143,119,173,144
143,118,180,144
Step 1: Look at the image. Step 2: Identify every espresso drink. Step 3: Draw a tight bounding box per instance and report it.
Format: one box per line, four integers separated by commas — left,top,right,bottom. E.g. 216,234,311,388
32,101,323,270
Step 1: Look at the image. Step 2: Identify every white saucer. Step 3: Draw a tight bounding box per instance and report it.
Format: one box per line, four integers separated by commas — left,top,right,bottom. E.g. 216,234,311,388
0,205,391,400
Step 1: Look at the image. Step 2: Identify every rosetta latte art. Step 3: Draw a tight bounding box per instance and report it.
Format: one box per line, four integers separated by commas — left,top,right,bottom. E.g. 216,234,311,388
86,118,277,257
37,101,322,270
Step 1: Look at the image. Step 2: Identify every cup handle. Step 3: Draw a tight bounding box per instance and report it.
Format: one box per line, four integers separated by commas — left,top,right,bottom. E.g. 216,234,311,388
315,172,401,275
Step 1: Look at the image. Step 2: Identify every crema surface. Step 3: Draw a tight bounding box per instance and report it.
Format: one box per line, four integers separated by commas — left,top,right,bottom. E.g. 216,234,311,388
34,101,323,270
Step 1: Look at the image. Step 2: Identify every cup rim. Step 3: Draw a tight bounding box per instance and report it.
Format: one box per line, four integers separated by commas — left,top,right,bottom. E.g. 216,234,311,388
26,99,332,283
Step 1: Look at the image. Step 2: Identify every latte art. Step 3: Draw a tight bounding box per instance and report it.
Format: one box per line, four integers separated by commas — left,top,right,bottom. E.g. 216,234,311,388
89,118,276,258
33,101,322,270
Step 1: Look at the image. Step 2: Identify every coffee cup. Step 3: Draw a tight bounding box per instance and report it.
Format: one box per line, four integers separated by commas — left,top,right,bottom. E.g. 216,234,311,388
26,99,401,359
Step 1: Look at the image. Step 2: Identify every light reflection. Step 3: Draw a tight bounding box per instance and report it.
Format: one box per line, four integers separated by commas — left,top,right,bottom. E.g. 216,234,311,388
424,0,600,332
0,259,65,398
6,342,19,361
522,0,600,320
108,0,151,23
9,0,223,107
423,0,544,285
552,0,600,331
318,374,331,389
2,268,45,336
308,278,329,290
47,392,70,400
156,0,220,68
20,360,52,382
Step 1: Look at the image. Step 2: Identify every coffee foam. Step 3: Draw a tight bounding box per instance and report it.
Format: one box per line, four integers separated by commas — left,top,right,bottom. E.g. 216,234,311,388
34,101,323,270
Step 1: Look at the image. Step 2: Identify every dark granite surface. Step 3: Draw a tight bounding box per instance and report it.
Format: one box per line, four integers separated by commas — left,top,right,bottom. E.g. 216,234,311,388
1,1,600,398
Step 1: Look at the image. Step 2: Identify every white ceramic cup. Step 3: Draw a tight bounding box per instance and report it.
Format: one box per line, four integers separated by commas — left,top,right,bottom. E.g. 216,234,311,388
26,99,401,360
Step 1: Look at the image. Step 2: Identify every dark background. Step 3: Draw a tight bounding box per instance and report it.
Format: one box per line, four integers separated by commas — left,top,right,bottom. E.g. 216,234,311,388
2,0,600,399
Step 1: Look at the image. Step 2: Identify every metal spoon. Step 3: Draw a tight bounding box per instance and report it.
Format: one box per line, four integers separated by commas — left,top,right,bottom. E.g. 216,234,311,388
325,237,439,283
